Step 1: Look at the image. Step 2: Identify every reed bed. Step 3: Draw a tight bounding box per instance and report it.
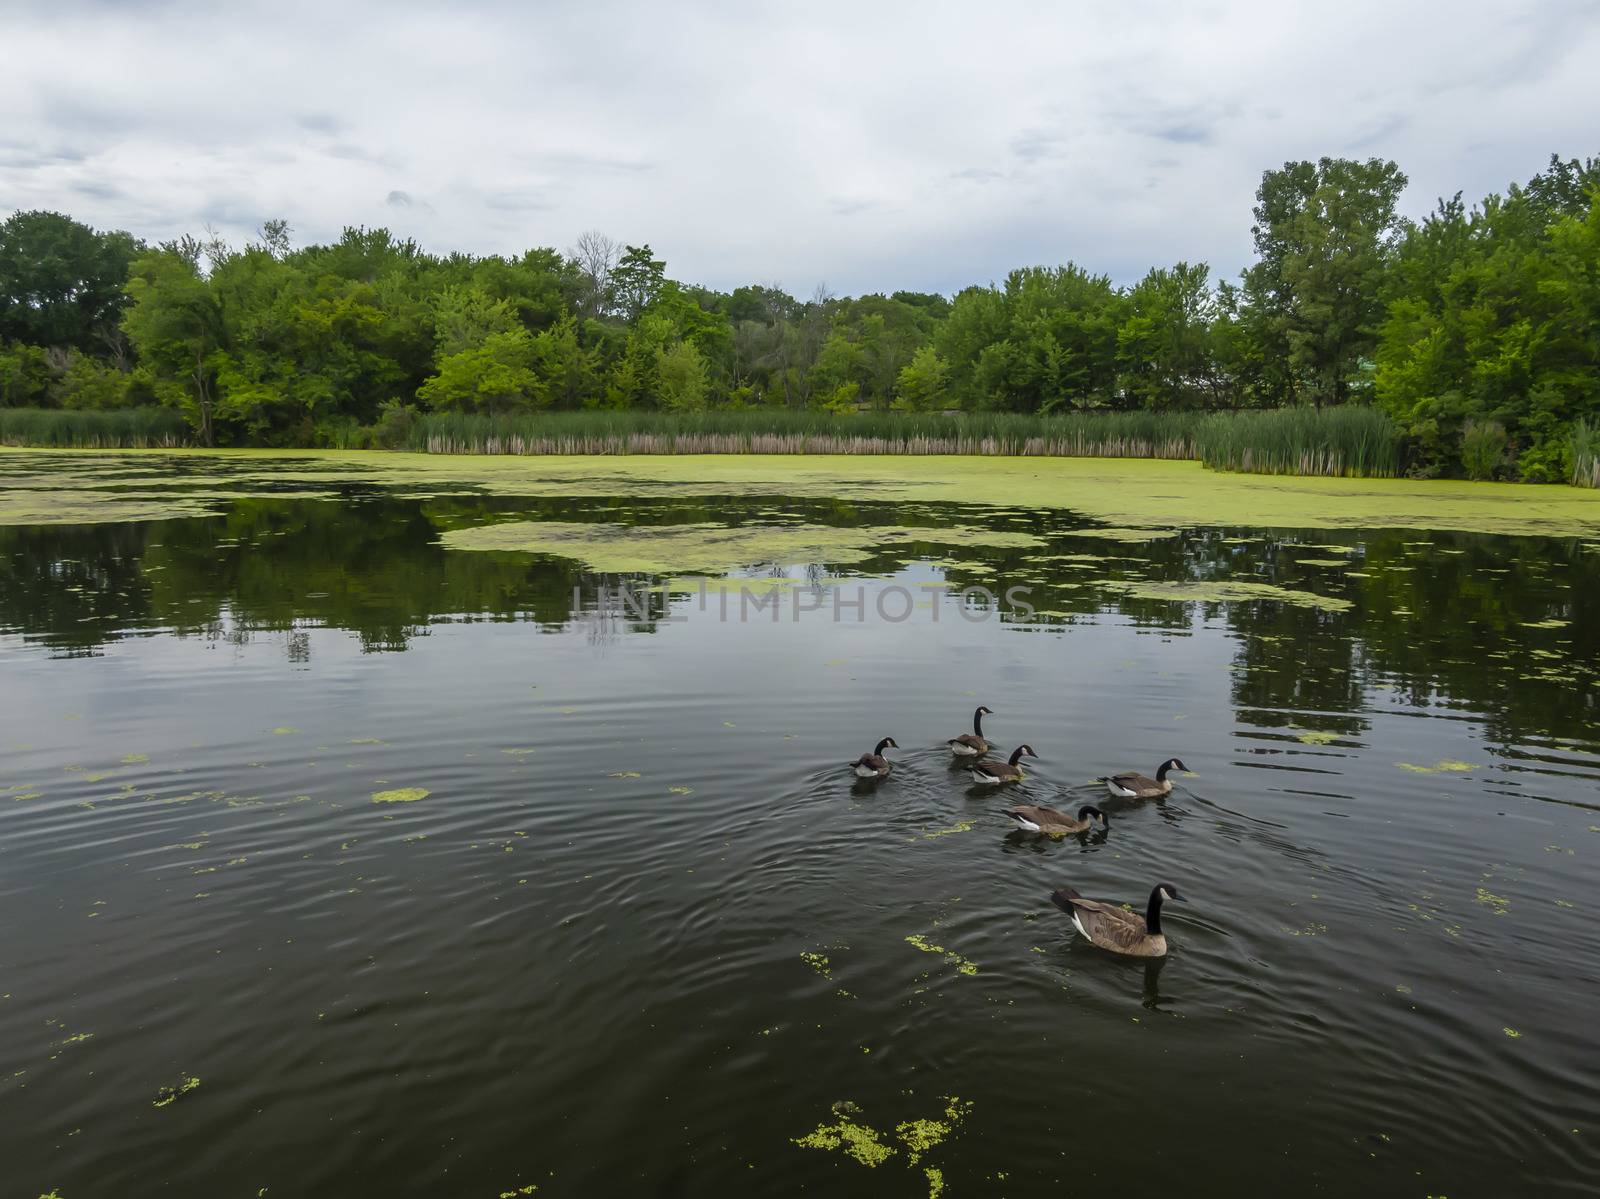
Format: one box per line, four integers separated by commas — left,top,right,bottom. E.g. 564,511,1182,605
1573,419,1600,489
1194,407,1402,478
411,410,1203,460
0,407,189,449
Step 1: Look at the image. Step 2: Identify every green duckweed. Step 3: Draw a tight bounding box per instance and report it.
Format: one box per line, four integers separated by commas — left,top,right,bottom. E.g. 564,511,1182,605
905,933,979,976
372,787,430,804
152,1076,201,1108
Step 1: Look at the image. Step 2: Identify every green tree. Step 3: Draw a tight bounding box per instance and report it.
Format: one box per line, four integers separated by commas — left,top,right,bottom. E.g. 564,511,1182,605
1374,155,1600,479
1243,157,1407,406
0,210,140,356
1116,262,1220,409
610,244,667,324
654,340,709,410
893,344,950,411
122,240,225,444
417,329,539,412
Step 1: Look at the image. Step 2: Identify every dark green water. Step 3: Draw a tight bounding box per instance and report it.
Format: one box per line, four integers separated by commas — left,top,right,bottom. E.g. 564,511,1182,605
2,459,1598,1197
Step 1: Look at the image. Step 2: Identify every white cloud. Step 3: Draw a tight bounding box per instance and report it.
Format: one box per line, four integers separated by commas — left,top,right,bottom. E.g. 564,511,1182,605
1,0,1595,294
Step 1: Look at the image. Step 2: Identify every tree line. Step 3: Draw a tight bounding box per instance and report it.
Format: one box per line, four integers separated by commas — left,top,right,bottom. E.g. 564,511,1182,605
1,153,1596,479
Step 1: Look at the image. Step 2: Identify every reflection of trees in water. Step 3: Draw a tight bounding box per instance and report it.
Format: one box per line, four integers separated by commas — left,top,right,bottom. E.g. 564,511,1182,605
1,498,1596,744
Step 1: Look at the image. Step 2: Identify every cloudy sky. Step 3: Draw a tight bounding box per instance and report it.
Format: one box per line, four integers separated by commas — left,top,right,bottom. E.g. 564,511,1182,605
3,0,1596,295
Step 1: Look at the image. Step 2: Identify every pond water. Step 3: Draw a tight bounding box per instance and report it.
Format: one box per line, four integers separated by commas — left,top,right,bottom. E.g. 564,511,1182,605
2,452,1598,1197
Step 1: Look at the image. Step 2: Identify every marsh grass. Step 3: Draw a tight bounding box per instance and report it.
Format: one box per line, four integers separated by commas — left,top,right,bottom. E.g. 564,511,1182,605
409,407,1406,478
1574,419,1599,488
412,410,1203,459
0,407,188,449
1195,407,1402,478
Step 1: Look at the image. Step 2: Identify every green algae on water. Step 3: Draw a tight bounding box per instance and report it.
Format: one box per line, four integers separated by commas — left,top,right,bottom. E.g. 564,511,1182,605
793,1110,895,1167
438,519,1042,575
1103,579,1353,612
800,950,832,978
1069,526,1178,542
1396,760,1477,774
9,449,1600,538
905,933,979,976
1295,730,1341,745
372,787,430,803
793,1097,972,1193
152,1076,201,1108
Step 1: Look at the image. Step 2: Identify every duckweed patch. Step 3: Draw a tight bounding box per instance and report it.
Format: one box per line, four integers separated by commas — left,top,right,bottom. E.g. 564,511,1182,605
1295,730,1341,745
438,519,1041,575
1476,888,1511,915
152,1076,201,1108
1397,760,1478,774
372,787,430,804
793,1097,973,1192
905,933,979,976
1103,579,1354,612
918,819,975,839
1069,527,1179,542
800,950,832,978
8,450,1600,538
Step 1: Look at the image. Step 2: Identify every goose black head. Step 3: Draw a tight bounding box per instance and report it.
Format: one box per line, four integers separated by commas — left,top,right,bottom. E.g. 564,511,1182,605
875,737,899,754
1167,758,1188,774
977,706,993,715
1156,882,1186,903
1078,805,1109,827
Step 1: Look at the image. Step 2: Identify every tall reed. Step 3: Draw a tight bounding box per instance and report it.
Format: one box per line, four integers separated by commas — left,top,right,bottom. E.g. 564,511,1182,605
410,409,1204,459
1573,418,1600,489
1194,407,1402,478
0,407,189,449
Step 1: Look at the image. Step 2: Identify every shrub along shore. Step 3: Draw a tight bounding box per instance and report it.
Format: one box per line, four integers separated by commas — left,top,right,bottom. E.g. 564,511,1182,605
6,404,1597,485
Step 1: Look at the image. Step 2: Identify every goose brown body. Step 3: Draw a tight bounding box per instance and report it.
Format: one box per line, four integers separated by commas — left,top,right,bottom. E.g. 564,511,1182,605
1051,883,1184,957
947,705,992,757
1100,757,1188,800
850,737,898,780
969,744,1036,785
1005,804,1107,836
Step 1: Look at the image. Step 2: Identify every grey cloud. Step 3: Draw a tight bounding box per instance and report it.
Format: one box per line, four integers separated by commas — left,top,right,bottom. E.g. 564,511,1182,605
296,112,343,134
1148,121,1215,146
1009,129,1068,162
483,189,553,213
0,1,1594,295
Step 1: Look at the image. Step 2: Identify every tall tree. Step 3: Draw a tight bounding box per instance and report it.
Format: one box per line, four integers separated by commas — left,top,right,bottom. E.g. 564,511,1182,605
0,210,140,357
1243,157,1407,406
610,244,666,324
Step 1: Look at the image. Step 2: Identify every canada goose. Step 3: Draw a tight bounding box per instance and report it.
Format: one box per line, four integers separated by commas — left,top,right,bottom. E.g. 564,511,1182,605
1099,757,1188,800
968,744,1036,786
1051,883,1185,957
850,737,898,780
1005,803,1108,836
947,705,993,757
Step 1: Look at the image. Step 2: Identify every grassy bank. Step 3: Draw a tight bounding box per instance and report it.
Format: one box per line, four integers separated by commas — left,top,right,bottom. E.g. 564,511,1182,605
0,407,189,449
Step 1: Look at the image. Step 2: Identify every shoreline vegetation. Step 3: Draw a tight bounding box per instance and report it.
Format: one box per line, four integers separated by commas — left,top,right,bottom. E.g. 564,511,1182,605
0,404,1575,484
3,155,1597,484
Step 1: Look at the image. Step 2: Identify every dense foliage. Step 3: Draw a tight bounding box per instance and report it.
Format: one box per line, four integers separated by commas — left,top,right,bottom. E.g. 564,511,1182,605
1,154,1596,480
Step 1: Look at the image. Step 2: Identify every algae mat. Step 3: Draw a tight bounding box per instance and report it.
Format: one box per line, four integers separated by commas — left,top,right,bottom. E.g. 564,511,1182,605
5,448,1600,538
439,520,1042,574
